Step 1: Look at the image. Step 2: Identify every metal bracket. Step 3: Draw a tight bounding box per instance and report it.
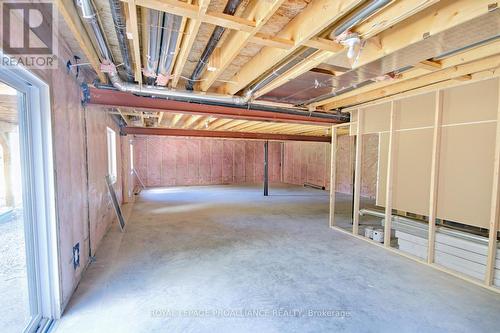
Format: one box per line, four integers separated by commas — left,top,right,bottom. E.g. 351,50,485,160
81,83,90,106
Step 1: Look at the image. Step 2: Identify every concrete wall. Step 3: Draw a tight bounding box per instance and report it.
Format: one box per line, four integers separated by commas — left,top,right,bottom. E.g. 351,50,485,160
282,134,378,198
133,136,282,186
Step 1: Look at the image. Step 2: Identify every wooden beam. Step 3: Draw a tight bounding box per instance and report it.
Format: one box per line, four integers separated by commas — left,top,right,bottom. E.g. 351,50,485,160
170,114,183,127
329,126,338,228
303,37,343,53
427,90,443,263
253,49,335,98
248,0,436,98
130,0,255,32
323,54,500,109
317,39,500,109
198,0,286,91
171,0,211,87
55,0,106,82
167,0,192,84
354,0,493,69
249,33,294,49
384,101,398,247
126,0,143,83
352,108,363,235
207,118,232,130
220,0,364,95
181,115,199,128
485,79,500,285
414,60,442,71
123,126,331,142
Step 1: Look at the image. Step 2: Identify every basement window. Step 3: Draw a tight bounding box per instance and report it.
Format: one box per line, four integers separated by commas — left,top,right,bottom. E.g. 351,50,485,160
106,127,117,184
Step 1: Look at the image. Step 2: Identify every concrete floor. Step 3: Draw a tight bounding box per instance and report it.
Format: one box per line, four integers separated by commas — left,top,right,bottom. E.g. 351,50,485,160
55,184,500,333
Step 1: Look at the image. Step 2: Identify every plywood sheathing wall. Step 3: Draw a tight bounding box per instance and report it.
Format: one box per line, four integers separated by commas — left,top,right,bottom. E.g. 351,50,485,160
282,138,378,198
1,19,127,312
133,136,281,186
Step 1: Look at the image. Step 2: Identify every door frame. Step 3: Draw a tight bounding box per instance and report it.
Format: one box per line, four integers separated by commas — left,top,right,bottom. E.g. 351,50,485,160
0,62,61,330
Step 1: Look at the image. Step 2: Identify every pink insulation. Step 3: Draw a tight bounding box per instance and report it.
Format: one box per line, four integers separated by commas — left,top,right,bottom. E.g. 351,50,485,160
282,136,379,197
134,137,282,186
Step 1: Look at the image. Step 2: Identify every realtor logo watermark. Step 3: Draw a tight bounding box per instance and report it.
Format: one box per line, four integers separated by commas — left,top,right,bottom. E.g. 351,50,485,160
1,1,58,69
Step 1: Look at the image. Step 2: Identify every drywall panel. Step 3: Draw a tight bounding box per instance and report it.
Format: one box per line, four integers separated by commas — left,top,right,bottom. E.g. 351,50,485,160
361,102,391,134
436,122,496,228
397,92,435,129
134,137,281,186
442,78,499,125
377,129,433,215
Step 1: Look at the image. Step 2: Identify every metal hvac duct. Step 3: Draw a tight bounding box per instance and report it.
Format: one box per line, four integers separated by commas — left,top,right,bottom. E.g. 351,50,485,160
186,0,243,90
241,48,319,101
144,9,164,84
78,0,114,62
157,13,182,85
108,0,134,82
241,0,392,100
77,0,349,117
302,10,500,107
330,0,393,38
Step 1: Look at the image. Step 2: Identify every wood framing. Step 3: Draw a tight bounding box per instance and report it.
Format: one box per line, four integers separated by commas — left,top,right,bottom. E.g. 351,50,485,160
220,0,364,95
171,0,211,87
252,50,337,99
485,79,500,285
427,90,443,263
331,225,500,294
246,0,440,100
128,0,255,32
123,126,331,142
198,0,286,91
352,108,363,235
322,54,500,109
329,126,338,228
126,0,143,83
55,0,106,82
383,101,397,247
354,0,493,69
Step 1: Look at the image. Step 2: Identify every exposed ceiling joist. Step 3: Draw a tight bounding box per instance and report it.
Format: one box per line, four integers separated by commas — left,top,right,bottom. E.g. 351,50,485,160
123,126,331,142
219,0,364,95
354,0,493,70
197,0,286,92
252,0,442,100
318,38,500,109
325,54,500,109
171,0,211,87
124,0,256,32
126,0,143,83
55,0,106,82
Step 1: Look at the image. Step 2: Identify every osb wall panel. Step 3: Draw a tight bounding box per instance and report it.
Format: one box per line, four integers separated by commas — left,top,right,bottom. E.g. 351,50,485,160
133,136,282,186
84,106,123,256
283,135,378,198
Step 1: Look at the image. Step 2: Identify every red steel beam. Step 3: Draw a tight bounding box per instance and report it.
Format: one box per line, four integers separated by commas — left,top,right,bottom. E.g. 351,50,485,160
87,88,340,125
123,127,331,142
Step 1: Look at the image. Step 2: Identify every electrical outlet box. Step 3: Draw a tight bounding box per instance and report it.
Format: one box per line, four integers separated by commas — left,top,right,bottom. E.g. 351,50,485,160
73,243,80,270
